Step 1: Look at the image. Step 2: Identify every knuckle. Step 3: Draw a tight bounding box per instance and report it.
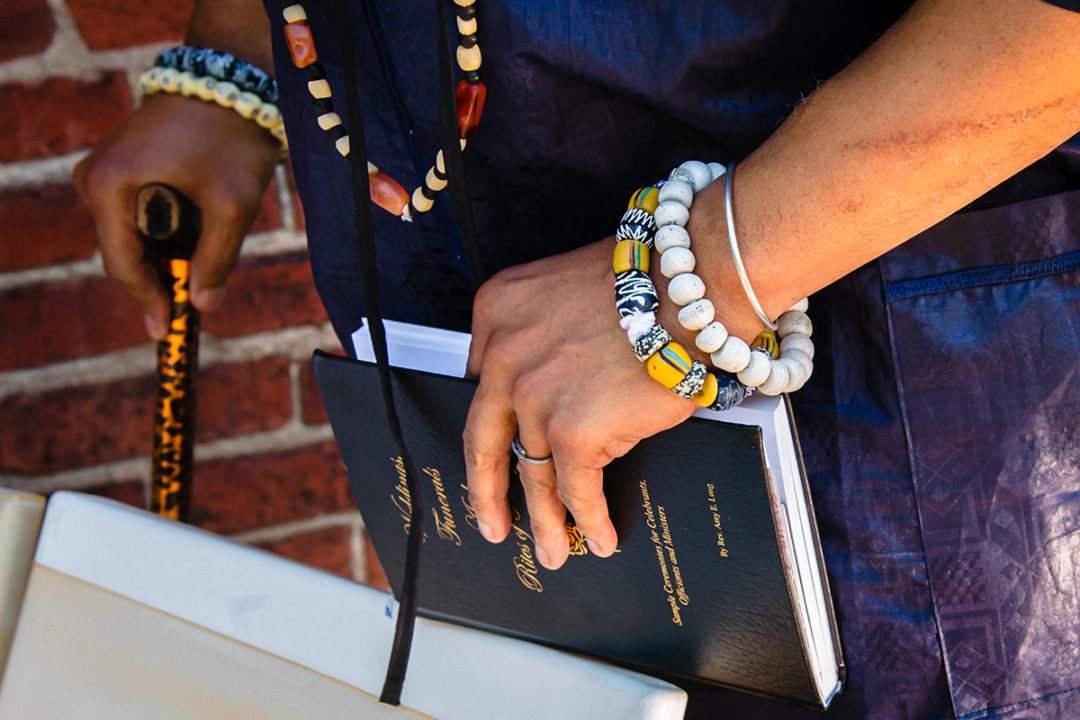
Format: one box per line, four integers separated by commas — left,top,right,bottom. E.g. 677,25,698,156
556,483,600,512
461,422,476,449
509,375,543,415
71,156,91,195
529,518,570,546
207,186,248,220
462,433,508,478
461,412,485,450
473,268,520,312
479,337,517,376
606,438,637,460
80,156,128,201
546,423,582,453
203,177,262,223
463,440,501,474
196,250,239,286
471,277,507,320
521,475,556,501
99,249,144,287
472,278,498,310
529,515,565,540
466,487,501,515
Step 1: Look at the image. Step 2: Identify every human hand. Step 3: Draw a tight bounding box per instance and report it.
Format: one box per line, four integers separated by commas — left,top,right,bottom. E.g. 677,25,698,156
72,92,280,338
464,240,699,571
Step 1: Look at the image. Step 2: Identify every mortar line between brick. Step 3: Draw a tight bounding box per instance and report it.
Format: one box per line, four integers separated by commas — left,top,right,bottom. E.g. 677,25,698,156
288,359,304,425
0,0,169,85
0,323,338,400
0,254,105,291
240,229,309,258
191,423,336,462
0,423,337,493
0,151,88,190
0,228,307,292
0,457,149,494
46,0,83,43
275,164,298,231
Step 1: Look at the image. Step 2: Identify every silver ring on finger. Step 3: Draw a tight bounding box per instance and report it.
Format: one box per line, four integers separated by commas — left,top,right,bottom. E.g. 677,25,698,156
511,436,553,465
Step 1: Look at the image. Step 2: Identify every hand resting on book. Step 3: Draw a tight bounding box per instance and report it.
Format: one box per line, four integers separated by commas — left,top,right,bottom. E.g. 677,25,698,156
464,240,700,571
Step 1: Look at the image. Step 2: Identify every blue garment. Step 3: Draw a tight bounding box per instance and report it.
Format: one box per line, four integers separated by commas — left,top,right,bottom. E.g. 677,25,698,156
266,2,1080,717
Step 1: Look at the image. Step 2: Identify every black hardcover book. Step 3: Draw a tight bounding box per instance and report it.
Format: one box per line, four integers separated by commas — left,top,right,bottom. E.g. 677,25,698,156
313,322,843,710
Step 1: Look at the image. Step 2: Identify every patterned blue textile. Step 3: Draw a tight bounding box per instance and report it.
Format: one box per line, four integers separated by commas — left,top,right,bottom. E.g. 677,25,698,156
264,2,1080,717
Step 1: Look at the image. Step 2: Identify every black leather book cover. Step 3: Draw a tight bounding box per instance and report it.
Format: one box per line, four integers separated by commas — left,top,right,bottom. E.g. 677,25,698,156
313,350,837,708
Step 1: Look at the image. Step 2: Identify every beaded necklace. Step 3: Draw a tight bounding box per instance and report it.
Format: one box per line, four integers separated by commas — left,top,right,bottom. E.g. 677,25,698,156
279,0,485,222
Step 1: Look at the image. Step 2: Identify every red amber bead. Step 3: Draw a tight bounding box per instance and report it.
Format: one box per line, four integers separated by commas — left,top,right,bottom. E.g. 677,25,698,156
283,22,318,68
369,172,410,216
455,79,486,138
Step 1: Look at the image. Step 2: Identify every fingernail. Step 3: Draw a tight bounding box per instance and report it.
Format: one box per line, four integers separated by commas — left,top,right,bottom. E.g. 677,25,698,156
477,519,497,542
587,538,611,557
195,286,226,310
534,544,551,568
143,314,166,340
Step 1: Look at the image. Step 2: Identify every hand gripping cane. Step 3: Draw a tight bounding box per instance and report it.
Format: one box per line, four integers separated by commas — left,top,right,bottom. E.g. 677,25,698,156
136,184,201,522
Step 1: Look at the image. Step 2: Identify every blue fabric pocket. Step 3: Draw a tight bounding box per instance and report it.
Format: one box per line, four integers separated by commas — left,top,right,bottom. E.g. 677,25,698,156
881,191,1080,719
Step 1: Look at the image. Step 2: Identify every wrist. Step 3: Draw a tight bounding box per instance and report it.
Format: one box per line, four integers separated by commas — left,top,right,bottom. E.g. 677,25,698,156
676,164,816,345
653,180,763,359
185,0,274,75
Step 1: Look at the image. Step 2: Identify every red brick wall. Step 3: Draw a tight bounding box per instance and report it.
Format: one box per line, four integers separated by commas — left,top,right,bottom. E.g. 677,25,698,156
0,0,387,589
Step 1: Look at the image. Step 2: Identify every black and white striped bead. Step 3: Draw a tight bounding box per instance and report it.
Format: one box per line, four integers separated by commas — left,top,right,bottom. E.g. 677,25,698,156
614,270,659,319
615,208,658,246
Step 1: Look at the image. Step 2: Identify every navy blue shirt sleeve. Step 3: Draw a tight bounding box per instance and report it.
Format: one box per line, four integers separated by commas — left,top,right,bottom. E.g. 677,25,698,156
1042,0,1080,11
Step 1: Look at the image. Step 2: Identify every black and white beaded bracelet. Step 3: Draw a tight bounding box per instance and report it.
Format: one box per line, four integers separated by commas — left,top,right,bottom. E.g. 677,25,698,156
613,161,816,405
613,174,747,411
154,46,278,105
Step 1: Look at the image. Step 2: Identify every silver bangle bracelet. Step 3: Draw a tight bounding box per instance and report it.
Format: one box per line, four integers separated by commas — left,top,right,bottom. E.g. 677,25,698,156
724,163,777,331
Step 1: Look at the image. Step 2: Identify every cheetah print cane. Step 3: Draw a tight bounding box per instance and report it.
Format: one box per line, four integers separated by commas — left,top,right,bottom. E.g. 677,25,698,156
136,184,201,522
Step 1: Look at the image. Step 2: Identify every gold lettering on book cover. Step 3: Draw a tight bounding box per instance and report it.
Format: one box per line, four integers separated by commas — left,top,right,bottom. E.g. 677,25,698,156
510,512,543,593
705,483,729,558
566,522,588,556
458,487,479,530
639,479,686,627
658,506,690,608
666,595,683,625
388,456,426,540
457,483,544,593
640,478,657,529
565,525,614,557
423,466,462,546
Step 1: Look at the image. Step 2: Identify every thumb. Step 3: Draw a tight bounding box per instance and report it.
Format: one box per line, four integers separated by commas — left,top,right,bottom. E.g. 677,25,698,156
187,204,249,312
76,162,172,339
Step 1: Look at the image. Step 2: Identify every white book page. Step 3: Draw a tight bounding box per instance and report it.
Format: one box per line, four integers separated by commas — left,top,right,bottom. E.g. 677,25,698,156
704,397,839,701
353,318,471,377
768,407,841,702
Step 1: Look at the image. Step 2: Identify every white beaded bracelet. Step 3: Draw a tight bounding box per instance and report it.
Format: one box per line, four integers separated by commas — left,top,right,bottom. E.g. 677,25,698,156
655,161,733,357
653,160,816,395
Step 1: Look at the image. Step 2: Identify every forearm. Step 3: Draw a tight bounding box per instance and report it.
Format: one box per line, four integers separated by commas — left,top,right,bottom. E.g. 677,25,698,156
185,0,274,74
676,0,1080,343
